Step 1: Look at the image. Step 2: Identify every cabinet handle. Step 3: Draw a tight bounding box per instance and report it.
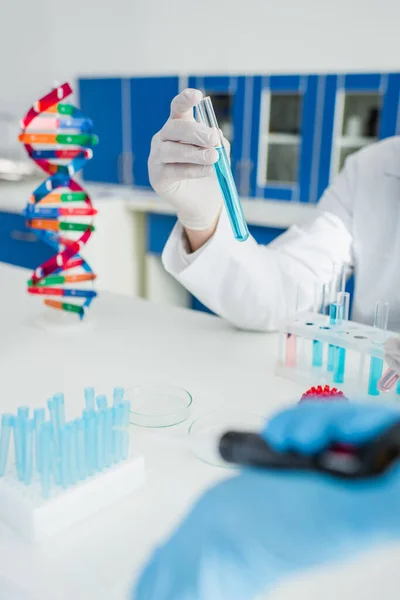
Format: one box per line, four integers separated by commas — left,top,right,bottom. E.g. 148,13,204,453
10,229,38,243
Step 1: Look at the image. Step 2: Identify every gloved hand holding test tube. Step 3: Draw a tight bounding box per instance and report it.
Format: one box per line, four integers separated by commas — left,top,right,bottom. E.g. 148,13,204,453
195,97,249,242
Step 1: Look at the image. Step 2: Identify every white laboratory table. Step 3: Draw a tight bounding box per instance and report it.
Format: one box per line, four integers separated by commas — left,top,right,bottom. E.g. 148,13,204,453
1,264,400,600
0,263,303,600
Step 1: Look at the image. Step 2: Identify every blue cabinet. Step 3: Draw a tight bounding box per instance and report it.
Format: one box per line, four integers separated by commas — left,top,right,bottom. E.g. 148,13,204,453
130,77,180,188
78,76,180,188
318,73,400,198
188,75,253,196
147,213,177,255
0,212,53,269
78,78,125,184
249,75,320,203
78,71,400,203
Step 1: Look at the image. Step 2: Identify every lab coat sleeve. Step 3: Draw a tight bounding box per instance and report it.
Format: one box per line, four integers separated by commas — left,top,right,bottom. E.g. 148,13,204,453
162,157,357,331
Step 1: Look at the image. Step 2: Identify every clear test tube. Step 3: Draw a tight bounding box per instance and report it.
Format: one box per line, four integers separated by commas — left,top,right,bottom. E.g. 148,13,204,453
196,97,249,242
336,291,350,324
368,301,389,395
327,264,341,371
311,283,328,368
373,301,389,344
340,264,349,294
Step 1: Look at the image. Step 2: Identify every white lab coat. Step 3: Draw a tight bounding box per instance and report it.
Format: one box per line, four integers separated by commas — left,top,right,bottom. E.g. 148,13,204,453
162,137,400,332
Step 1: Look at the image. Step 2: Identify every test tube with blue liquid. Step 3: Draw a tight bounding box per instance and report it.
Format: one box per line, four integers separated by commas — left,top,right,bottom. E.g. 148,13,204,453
196,97,249,242
332,292,350,384
368,301,389,396
327,264,342,371
312,283,328,368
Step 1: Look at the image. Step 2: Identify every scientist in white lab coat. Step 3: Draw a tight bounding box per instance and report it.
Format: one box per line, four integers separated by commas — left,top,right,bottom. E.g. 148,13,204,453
148,88,400,331
136,91,400,599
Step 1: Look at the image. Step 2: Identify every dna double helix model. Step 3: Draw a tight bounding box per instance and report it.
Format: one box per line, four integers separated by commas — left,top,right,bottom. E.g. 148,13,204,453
18,82,98,320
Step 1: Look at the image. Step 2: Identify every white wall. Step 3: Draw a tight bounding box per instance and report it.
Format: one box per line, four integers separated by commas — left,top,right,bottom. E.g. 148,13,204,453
48,0,400,83
0,1,53,115
2,0,399,115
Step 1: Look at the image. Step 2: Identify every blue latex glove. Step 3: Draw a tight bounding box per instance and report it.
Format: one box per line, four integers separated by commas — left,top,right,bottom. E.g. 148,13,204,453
133,401,400,600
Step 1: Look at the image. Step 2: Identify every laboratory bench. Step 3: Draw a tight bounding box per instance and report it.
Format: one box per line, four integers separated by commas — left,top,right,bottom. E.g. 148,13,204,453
0,262,302,599
1,263,400,600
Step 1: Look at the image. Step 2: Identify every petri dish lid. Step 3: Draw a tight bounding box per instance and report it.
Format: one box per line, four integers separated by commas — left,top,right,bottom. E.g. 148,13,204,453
188,410,266,468
125,383,193,427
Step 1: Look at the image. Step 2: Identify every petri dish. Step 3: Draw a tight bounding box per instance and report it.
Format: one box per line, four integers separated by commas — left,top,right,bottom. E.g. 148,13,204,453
188,410,266,468
125,383,193,427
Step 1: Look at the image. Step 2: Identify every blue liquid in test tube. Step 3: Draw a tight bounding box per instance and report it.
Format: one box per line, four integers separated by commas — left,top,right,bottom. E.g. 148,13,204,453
368,356,384,396
312,340,323,367
397,380,400,395
333,347,346,383
312,283,328,368
327,345,335,371
332,293,349,384
196,97,249,242
327,302,340,372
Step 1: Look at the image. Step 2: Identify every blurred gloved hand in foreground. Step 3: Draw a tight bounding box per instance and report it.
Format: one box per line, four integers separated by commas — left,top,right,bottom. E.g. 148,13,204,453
133,401,400,600
148,88,229,231
384,337,400,375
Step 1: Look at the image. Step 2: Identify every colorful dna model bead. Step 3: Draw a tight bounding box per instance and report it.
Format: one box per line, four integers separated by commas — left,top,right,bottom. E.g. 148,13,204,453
18,82,98,319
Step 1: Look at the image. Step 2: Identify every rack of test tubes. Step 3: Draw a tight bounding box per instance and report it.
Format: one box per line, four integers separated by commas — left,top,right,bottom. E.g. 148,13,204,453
0,387,145,543
277,289,400,401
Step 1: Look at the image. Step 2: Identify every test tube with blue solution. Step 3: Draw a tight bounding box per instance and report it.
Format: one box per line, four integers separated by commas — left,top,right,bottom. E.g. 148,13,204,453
327,264,349,371
368,301,389,395
333,292,350,383
196,97,249,242
312,283,328,368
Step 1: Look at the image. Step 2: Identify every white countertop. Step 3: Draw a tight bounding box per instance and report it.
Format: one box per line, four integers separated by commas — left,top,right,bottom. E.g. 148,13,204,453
0,181,317,229
0,263,303,600
1,264,399,600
